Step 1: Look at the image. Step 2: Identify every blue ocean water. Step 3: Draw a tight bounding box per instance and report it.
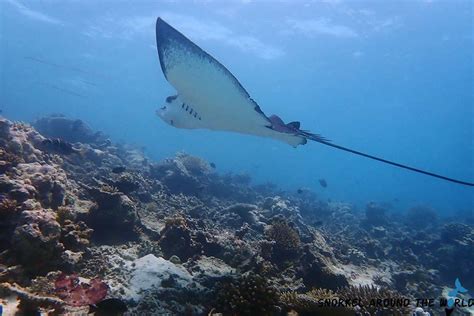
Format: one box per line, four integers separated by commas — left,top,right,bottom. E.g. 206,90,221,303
0,1,472,214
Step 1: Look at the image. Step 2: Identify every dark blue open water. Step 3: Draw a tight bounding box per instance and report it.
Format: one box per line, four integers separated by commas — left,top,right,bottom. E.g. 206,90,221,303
1,0,472,215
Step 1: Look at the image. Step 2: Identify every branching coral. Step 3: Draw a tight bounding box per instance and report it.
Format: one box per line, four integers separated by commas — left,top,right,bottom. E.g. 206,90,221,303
279,288,339,312
440,223,472,243
307,288,339,299
55,206,75,225
215,273,278,315
0,198,18,216
338,285,412,316
114,172,139,194
280,291,312,309
99,184,119,193
0,282,65,315
164,214,188,230
265,219,301,260
0,147,23,169
60,220,93,251
279,286,411,316
159,214,196,260
0,150,18,169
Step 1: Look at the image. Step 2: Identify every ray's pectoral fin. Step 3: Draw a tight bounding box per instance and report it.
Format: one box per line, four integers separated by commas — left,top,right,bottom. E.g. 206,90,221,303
155,17,272,133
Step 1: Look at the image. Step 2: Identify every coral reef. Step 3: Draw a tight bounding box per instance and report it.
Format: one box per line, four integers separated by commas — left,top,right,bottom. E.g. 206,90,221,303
33,115,109,146
0,197,18,216
279,288,342,314
86,186,138,243
0,282,66,315
434,223,474,288
12,209,65,274
60,220,93,251
279,285,411,316
0,115,471,315
440,222,472,243
54,273,108,306
265,218,301,261
159,214,197,260
338,285,412,316
215,272,278,315
150,152,211,195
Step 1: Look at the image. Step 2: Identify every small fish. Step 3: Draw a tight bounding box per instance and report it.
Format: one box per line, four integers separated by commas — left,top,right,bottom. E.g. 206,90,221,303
42,138,79,155
318,178,327,188
209,162,216,169
296,188,303,194
112,166,126,174
89,298,128,316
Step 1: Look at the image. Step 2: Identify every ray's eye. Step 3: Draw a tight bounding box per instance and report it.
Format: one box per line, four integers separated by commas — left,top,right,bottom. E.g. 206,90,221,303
166,95,178,103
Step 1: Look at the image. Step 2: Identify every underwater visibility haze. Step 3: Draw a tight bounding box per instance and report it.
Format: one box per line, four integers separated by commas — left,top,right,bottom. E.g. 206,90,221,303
0,1,473,315
0,0,472,212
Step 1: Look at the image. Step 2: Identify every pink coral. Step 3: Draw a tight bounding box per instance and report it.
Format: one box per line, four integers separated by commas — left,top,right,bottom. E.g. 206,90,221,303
54,273,108,306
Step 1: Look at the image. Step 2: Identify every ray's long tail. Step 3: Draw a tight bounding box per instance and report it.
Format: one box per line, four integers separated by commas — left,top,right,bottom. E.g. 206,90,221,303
300,131,474,187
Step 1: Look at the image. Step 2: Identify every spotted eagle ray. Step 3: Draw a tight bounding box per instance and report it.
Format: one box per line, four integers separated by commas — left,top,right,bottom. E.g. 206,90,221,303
155,18,473,187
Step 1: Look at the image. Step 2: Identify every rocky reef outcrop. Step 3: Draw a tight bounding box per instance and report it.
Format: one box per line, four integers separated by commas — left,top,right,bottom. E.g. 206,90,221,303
0,115,472,315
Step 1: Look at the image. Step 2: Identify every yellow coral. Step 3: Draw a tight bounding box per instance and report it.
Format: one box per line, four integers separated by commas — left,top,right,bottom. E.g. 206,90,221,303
0,198,17,215
279,288,340,313
164,213,188,229
99,184,119,193
338,285,412,316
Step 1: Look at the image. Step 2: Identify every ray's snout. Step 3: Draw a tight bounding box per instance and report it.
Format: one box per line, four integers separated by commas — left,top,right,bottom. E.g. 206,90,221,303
156,105,166,120
155,107,163,116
